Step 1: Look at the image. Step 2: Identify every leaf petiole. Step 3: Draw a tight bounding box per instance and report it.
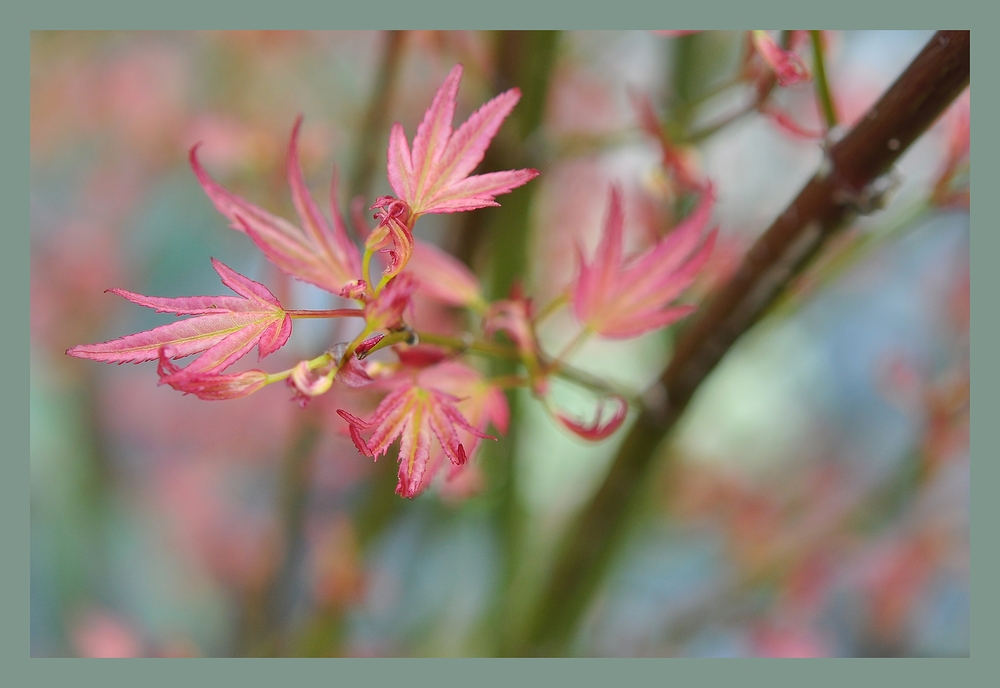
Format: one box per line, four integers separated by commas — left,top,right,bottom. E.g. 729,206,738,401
263,350,336,385
286,309,365,319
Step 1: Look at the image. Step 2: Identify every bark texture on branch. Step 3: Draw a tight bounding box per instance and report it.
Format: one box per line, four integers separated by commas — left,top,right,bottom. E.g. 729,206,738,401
523,30,970,656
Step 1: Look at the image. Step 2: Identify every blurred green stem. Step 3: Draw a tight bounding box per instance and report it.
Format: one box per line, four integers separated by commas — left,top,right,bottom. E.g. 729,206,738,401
811,31,839,131
676,31,786,145
667,33,699,131
456,30,559,656
236,407,322,656
417,331,521,360
286,309,364,319
416,330,641,404
348,31,407,203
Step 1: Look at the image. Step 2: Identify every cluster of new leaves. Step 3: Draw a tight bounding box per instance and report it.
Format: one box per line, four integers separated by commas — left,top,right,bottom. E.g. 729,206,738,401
68,63,718,498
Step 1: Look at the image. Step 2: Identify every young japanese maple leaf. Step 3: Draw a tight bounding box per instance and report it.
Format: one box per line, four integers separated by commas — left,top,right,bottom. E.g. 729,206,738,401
67,258,291,374
337,377,494,499
385,63,539,219
414,362,509,493
365,196,415,283
157,348,271,401
190,117,362,294
572,185,717,339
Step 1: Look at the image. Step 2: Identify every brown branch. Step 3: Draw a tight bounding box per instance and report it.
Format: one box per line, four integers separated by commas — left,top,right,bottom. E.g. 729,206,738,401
521,30,970,656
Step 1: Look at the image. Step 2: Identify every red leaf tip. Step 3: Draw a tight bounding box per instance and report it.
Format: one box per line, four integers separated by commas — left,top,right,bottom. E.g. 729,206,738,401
553,395,629,441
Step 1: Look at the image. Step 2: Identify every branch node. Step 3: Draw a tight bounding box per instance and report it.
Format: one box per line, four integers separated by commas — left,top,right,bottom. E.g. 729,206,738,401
640,381,670,425
832,168,903,216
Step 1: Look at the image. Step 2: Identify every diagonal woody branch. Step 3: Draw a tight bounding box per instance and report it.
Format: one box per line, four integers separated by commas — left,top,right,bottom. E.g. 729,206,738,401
523,30,970,655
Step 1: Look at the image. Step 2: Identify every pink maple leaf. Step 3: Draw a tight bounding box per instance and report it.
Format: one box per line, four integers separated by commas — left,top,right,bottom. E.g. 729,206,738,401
761,104,826,140
385,64,539,219
414,361,509,492
157,348,271,401
190,117,362,294
552,394,628,441
571,185,717,339
337,378,495,499
67,258,292,374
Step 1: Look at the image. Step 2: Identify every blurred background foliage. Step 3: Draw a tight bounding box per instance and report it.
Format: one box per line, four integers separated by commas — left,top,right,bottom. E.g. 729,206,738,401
31,30,968,657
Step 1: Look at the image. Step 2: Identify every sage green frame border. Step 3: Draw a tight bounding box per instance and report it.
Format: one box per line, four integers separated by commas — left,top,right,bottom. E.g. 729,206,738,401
14,2,989,684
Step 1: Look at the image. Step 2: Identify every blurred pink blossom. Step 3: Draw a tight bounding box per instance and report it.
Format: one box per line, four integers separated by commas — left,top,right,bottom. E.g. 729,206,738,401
70,607,143,658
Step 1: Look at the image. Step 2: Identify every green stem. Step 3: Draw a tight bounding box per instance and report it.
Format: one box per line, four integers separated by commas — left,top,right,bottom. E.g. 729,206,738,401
550,326,591,365
415,330,638,404
361,246,375,293
681,102,758,144
373,270,393,296
677,31,781,145
680,72,778,145
810,30,839,130
263,351,335,385
416,331,521,360
340,325,375,363
544,359,642,407
667,32,699,131
348,31,407,202
489,374,531,389
451,31,563,657
533,291,569,326
679,72,747,112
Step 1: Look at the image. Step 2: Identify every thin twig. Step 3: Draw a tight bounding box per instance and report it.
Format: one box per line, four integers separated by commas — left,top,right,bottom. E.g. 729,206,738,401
811,31,839,130
286,309,363,319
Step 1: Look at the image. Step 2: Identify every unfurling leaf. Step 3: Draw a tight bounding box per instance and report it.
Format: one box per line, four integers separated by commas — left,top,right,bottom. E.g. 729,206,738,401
552,394,628,441
190,117,362,294
157,348,271,400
